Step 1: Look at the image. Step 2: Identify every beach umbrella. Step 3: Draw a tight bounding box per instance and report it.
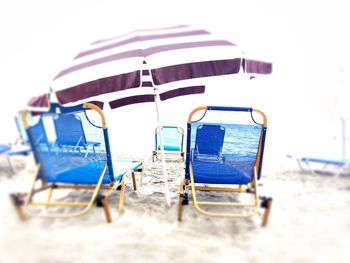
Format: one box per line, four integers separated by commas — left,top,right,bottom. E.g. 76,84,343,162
50,24,271,106
29,24,272,205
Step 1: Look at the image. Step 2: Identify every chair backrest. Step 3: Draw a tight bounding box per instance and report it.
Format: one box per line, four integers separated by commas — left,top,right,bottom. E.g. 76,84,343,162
194,124,225,157
54,114,87,147
30,118,49,146
155,126,184,151
185,106,267,181
23,103,115,184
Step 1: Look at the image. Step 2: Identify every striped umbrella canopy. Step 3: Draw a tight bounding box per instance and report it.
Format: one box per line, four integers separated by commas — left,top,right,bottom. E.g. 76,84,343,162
28,24,272,204
29,24,272,111
48,24,271,108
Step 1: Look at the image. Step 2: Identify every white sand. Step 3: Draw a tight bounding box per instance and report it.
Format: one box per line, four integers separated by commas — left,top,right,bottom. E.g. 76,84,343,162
0,154,349,263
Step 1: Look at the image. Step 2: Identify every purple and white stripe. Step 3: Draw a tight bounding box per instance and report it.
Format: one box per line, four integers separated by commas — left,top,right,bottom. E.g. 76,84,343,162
27,93,50,112
48,25,271,108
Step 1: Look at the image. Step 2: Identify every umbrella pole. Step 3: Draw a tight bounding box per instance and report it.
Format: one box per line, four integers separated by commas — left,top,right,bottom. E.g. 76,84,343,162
154,87,171,206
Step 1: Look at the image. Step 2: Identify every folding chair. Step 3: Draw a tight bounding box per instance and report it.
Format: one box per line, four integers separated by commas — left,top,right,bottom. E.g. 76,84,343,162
53,114,101,155
152,126,184,162
178,106,273,226
287,154,350,176
193,124,225,162
10,103,144,223
0,114,32,174
0,144,31,173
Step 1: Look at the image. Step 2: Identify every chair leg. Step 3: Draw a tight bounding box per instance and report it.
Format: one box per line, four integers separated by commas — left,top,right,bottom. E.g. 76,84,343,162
178,195,184,221
96,193,112,223
131,171,137,191
7,156,16,176
45,187,53,209
178,178,186,221
10,193,26,221
100,196,112,223
152,151,157,162
139,163,145,186
118,177,126,212
261,197,273,227
140,171,144,187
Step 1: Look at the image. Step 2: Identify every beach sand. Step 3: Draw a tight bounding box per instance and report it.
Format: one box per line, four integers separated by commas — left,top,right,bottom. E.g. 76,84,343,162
0,154,349,263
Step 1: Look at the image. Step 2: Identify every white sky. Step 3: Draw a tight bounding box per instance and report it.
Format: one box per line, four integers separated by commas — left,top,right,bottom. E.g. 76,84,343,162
0,0,349,164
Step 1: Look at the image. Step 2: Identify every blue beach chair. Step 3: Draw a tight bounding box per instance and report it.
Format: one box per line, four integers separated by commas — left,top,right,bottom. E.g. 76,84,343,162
178,106,273,226
152,125,184,162
10,103,144,223
287,154,350,176
53,114,100,155
0,144,30,174
193,124,225,162
0,114,32,174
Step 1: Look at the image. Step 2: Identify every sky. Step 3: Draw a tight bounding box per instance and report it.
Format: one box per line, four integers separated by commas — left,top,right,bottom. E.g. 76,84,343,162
0,0,349,166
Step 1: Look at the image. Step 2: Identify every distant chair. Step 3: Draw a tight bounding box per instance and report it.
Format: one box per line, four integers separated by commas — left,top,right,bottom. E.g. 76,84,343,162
178,106,273,226
53,114,100,155
287,154,350,176
286,117,350,176
193,124,225,162
0,113,32,174
10,103,144,223
152,126,184,162
0,144,30,174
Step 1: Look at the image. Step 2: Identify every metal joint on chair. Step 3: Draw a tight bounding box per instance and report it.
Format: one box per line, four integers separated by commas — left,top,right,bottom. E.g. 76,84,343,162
260,196,273,208
181,193,189,205
246,188,256,194
10,193,24,206
95,194,104,207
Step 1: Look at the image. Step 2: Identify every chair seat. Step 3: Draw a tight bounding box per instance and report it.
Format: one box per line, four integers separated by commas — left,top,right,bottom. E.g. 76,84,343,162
157,145,181,151
0,144,31,156
300,156,350,166
192,160,252,185
0,144,11,153
44,159,142,185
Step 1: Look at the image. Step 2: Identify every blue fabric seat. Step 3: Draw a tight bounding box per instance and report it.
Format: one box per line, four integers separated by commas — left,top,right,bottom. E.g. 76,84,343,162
0,145,11,153
287,154,350,176
300,156,350,166
44,159,142,185
192,161,252,185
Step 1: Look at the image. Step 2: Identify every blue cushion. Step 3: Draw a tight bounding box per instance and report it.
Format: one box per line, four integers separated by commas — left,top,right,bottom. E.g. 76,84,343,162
192,161,252,185
44,159,142,185
301,156,350,166
0,144,11,153
0,144,31,156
